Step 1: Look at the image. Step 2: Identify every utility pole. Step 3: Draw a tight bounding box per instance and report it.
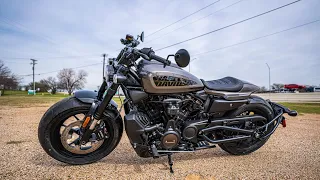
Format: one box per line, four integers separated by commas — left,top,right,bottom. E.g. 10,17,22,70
266,63,270,92
102,54,108,80
30,59,38,95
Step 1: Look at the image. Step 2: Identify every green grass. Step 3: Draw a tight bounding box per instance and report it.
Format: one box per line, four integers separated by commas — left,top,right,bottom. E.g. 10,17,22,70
0,90,124,107
3,90,67,97
0,96,67,107
112,96,124,106
279,102,320,114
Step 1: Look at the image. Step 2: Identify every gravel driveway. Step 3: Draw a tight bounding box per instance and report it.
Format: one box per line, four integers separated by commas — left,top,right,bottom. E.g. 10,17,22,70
0,105,319,179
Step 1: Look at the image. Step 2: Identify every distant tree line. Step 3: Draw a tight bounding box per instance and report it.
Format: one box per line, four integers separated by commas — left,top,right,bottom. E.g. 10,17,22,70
259,83,319,93
0,60,20,90
0,60,88,95
27,68,88,95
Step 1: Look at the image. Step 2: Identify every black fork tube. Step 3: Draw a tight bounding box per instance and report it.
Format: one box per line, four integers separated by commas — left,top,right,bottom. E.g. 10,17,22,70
97,78,108,100
94,82,119,120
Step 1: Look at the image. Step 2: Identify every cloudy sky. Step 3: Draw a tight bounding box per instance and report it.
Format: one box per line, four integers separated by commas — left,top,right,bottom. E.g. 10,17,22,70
0,0,319,90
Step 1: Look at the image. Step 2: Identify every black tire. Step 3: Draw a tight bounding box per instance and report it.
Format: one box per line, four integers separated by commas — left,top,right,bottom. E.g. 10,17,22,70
38,97,123,165
218,103,274,155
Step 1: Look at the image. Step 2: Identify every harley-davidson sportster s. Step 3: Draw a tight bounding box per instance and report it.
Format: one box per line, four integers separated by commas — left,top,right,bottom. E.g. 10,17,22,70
38,32,297,173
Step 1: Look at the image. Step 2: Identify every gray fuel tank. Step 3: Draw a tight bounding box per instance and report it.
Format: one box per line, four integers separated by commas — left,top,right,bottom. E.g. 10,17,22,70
138,60,204,94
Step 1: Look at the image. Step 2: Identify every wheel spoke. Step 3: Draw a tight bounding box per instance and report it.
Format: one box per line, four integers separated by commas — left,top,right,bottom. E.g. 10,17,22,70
80,144,92,150
60,114,105,154
71,126,80,131
74,115,80,121
68,137,80,145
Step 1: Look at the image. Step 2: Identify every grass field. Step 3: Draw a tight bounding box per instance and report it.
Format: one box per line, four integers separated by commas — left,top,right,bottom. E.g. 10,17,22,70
1,90,319,114
279,102,320,114
0,90,69,107
0,90,124,107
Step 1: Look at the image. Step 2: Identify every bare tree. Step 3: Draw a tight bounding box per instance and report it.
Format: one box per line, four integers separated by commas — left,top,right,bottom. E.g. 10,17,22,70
0,60,11,77
40,77,58,94
260,86,267,92
0,60,20,90
272,83,284,90
28,81,50,92
57,68,88,95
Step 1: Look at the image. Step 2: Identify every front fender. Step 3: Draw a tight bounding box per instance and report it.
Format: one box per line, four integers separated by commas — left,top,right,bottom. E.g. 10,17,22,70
74,90,118,108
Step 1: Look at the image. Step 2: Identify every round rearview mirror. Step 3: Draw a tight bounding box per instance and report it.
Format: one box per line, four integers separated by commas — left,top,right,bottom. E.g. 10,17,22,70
140,31,144,42
174,49,190,68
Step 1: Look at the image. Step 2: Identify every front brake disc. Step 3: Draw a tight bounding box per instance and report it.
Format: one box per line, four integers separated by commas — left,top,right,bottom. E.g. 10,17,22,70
60,121,104,154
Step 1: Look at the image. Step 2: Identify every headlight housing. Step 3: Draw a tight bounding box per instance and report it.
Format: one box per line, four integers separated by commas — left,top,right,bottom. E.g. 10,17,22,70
105,59,115,82
112,74,118,84
112,73,127,84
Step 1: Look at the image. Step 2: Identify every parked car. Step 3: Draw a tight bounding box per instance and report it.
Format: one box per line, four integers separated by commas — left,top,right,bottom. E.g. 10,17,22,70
279,88,290,93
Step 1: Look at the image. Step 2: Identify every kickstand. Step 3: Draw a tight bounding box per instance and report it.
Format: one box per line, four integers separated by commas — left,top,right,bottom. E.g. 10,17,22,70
167,153,174,173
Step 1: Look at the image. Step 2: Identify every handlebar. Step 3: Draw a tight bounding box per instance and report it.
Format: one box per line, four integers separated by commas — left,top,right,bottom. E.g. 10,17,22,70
149,52,171,66
135,48,171,67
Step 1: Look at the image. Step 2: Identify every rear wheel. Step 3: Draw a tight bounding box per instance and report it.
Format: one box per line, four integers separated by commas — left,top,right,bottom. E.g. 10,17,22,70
38,97,123,164
218,103,274,155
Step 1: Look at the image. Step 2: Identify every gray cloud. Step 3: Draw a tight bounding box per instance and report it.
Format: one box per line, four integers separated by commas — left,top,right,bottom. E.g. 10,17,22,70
0,0,319,89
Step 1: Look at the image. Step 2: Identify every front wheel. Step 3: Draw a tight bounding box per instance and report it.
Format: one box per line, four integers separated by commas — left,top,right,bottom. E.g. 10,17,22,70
218,103,274,155
38,97,123,165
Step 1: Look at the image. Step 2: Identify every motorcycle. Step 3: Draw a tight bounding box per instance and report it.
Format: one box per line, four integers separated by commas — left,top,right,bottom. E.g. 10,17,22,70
38,32,297,173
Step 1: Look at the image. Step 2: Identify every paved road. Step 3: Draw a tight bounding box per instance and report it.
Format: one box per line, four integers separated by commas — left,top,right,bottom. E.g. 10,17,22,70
254,92,320,102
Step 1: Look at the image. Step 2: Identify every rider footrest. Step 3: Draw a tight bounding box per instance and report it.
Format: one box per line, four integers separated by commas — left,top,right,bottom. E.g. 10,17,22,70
151,144,160,158
197,141,209,147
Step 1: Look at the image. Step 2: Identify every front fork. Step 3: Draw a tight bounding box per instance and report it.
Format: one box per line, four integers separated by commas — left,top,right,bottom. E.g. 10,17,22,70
80,82,120,144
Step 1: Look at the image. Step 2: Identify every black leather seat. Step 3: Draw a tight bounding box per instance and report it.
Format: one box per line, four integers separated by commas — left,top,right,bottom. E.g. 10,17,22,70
201,76,259,92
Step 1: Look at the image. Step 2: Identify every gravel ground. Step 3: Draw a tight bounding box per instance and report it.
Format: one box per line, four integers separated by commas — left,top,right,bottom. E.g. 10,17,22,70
0,105,319,180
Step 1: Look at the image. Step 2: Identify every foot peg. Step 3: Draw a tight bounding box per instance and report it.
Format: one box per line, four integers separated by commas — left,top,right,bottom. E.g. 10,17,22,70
151,144,160,158
197,141,209,147
167,154,174,173
195,141,216,150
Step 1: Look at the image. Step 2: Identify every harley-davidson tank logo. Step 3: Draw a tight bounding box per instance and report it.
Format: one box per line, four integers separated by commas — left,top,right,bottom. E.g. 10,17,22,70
153,75,197,86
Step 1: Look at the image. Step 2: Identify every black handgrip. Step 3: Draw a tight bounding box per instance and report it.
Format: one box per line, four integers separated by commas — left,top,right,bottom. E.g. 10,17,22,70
149,52,171,66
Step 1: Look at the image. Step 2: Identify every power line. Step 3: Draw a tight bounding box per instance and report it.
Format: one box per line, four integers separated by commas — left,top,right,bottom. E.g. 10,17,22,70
0,17,60,46
1,60,30,64
144,0,246,44
19,62,103,77
1,54,100,60
155,0,302,51
146,0,220,38
191,19,319,58
0,16,89,56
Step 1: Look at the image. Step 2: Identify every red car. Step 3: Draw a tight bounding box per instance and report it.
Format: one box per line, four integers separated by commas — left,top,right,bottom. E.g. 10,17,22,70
284,84,306,90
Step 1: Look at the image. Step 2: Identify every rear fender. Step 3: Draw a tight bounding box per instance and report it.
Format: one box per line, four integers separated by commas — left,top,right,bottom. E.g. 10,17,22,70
249,95,274,114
